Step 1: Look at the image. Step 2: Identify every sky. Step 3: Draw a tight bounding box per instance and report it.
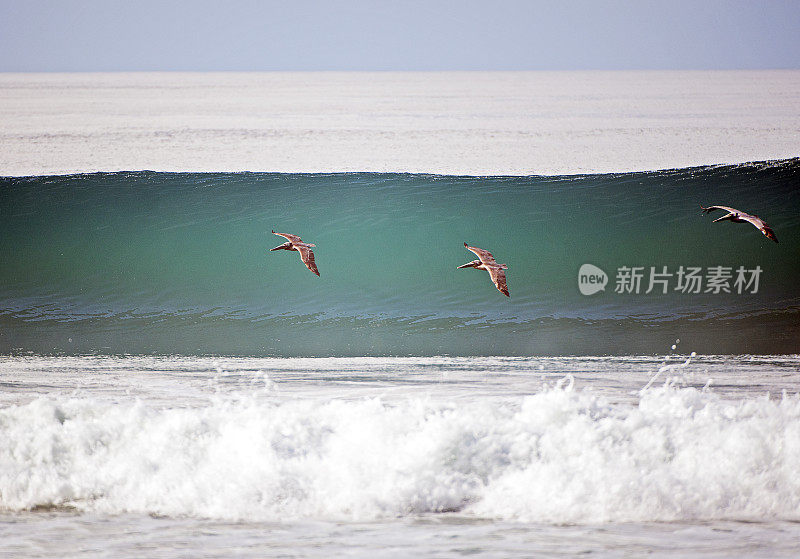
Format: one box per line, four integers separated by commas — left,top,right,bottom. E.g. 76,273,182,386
1,0,798,72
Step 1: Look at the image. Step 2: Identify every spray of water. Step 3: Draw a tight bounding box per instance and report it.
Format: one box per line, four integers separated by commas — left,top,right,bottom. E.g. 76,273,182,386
641,339,698,393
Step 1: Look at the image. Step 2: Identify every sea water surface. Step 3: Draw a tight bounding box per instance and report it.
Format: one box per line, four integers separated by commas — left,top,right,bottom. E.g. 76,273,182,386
3,71,800,176
1,355,800,557
2,160,799,356
2,160,800,557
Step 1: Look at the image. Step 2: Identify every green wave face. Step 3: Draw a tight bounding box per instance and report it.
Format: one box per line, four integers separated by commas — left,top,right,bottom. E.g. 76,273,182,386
2,160,799,356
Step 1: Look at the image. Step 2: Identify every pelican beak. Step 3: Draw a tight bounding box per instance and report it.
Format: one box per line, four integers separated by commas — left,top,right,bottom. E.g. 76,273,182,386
269,245,282,251
457,262,471,269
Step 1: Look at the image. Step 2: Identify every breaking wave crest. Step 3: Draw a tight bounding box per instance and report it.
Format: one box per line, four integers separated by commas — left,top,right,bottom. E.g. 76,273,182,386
2,383,799,522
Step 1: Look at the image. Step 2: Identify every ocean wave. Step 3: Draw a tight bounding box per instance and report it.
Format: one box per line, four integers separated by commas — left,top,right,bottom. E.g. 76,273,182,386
1,160,799,355
1,384,799,522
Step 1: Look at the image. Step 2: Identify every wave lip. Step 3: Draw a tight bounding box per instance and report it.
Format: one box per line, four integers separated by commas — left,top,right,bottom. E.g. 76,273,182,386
2,385,799,523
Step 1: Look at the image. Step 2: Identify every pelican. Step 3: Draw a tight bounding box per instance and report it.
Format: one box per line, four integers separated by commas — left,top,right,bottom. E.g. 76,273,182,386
701,205,778,243
458,242,510,296
270,230,320,276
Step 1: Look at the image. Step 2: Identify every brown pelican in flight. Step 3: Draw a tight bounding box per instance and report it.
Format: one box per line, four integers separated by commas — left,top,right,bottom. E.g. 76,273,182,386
701,205,778,243
458,242,510,297
270,230,320,276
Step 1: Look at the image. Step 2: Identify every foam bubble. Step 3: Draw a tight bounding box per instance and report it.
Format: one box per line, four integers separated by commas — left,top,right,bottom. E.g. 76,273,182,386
1,386,799,523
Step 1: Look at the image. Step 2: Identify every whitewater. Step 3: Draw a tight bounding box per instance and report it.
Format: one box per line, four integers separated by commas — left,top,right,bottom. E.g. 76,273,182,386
2,71,800,557
2,355,800,557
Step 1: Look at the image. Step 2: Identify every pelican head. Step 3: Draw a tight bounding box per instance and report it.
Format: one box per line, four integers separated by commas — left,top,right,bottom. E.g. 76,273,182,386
270,242,292,251
457,260,481,269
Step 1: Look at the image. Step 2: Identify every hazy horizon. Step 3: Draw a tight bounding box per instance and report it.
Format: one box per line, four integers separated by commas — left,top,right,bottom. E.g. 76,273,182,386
1,0,798,72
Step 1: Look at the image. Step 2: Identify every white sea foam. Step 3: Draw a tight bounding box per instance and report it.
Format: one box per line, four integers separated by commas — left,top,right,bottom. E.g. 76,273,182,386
2,383,799,523
1,71,799,176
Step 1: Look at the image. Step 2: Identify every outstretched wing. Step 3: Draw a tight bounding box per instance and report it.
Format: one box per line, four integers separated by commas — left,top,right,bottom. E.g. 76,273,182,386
739,215,778,243
487,267,510,297
296,245,320,276
272,230,303,243
464,243,498,265
701,205,740,215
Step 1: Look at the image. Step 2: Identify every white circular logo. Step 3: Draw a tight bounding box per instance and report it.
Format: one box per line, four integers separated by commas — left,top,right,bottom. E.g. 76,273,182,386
578,264,608,296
